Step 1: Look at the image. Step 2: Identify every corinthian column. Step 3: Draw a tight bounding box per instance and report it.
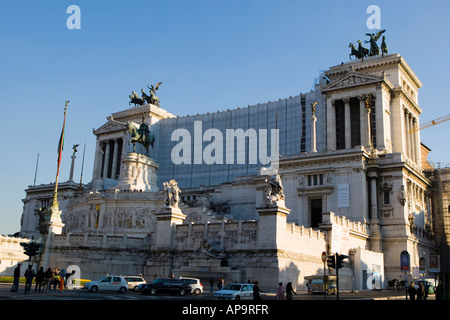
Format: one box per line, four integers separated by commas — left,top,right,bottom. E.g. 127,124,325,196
343,98,351,149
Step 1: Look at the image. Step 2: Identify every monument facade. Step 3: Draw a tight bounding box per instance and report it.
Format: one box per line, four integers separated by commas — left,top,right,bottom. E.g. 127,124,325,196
15,51,442,291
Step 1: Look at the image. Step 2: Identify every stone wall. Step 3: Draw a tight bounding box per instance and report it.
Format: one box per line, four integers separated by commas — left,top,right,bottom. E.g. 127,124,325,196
0,236,30,276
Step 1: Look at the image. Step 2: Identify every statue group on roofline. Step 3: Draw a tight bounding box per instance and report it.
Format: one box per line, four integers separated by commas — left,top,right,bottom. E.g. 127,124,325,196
129,82,162,107
349,30,388,60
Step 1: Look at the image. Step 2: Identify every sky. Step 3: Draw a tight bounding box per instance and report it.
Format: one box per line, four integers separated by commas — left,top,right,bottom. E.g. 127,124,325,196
1,0,449,235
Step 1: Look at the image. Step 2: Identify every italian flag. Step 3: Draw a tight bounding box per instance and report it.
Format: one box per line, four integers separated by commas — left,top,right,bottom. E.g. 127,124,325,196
57,103,68,175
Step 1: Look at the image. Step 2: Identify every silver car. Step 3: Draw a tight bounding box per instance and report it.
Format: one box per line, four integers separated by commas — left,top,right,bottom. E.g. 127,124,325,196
214,283,254,300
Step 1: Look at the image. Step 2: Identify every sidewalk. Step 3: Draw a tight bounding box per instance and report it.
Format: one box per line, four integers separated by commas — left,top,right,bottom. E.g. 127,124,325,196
0,282,80,299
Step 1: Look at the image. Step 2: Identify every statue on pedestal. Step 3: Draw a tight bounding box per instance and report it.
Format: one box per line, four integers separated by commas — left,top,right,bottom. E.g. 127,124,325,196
141,82,162,107
264,173,285,206
163,179,181,208
127,117,155,156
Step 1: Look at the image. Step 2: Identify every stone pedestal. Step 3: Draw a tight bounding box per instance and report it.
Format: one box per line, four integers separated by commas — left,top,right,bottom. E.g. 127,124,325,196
256,205,290,249
37,205,64,268
115,152,159,192
155,206,186,249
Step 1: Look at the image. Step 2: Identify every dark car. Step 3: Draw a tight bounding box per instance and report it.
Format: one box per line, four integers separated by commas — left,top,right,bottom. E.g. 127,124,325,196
142,278,191,296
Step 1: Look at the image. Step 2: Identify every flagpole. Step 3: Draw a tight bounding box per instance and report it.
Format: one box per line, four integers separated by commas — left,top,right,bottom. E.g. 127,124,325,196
79,142,86,191
51,101,69,210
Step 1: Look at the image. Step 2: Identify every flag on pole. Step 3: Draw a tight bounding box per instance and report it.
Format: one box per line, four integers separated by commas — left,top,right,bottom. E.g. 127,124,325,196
57,101,69,175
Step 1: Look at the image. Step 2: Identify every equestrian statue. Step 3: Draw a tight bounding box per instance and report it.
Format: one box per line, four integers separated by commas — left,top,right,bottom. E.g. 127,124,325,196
127,117,155,156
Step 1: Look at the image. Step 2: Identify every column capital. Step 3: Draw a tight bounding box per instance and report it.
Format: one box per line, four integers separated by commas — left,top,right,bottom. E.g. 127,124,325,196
342,97,350,104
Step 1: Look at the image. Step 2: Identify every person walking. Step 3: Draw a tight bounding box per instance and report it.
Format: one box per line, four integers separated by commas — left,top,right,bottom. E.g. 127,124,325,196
253,281,263,300
43,267,52,292
217,277,224,291
209,277,214,293
286,282,296,300
408,283,416,300
276,282,285,300
34,267,45,292
24,265,35,294
12,263,21,292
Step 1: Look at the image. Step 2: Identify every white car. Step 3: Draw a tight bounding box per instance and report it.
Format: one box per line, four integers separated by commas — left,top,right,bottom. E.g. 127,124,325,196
124,276,146,291
84,275,128,293
214,283,254,300
179,277,203,295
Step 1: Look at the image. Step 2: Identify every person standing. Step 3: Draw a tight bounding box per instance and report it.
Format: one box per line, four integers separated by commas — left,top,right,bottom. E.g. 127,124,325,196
209,277,214,293
276,282,285,300
34,267,45,292
12,263,21,292
217,277,223,291
253,281,263,300
24,265,35,294
286,282,296,300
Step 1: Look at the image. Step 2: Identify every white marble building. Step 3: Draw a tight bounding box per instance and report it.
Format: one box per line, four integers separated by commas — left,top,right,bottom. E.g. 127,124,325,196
15,53,441,291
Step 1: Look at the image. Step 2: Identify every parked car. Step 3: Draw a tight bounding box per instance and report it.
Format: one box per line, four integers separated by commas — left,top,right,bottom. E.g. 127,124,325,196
124,276,146,291
179,277,203,295
84,275,128,293
214,283,254,300
141,278,191,296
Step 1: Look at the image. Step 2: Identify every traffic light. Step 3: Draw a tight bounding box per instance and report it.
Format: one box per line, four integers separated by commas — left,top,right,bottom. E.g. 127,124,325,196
327,255,336,269
336,254,348,269
20,242,41,258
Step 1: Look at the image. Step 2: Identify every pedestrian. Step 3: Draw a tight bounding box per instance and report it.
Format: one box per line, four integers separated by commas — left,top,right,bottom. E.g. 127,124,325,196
253,281,263,300
52,268,59,290
217,277,223,290
209,277,214,293
408,283,416,300
306,279,311,293
34,267,45,292
286,282,296,300
12,263,21,292
43,267,52,292
24,265,35,294
417,282,425,300
394,279,400,292
58,269,65,292
276,282,285,300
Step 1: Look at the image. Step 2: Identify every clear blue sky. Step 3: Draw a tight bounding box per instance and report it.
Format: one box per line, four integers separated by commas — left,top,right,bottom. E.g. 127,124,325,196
1,0,449,235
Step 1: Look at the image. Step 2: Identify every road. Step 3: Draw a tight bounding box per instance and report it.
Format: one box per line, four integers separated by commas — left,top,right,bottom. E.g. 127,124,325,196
0,282,430,301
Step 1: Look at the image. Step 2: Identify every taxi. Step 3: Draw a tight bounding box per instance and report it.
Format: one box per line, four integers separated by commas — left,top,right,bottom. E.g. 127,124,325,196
84,275,128,293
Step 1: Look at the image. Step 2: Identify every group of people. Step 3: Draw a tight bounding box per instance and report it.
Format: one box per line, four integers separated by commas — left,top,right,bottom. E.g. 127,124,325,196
12,263,74,294
407,281,429,300
275,282,297,300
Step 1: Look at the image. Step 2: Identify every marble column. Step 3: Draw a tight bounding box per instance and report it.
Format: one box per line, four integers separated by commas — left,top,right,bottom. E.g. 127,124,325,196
409,114,415,162
103,140,111,179
310,113,317,153
326,97,336,150
111,139,119,180
358,95,367,148
413,117,419,164
343,98,351,149
366,99,372,149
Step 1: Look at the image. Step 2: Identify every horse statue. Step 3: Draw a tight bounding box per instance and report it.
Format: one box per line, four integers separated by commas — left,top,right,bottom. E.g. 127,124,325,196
357,40,369,58
129,91,145,106
126,118,155,156
349,43,363,60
